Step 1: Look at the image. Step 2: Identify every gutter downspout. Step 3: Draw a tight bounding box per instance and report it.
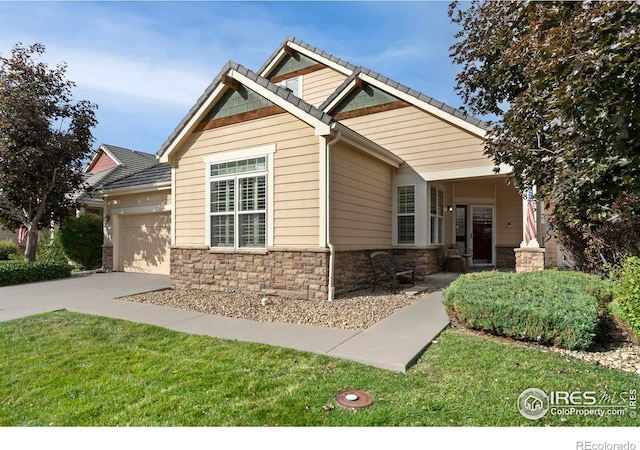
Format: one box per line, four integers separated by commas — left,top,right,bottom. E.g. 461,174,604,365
325,129,341,301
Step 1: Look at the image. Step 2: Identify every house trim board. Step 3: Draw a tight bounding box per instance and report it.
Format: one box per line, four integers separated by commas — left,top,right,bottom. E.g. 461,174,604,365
420,164,513,182
99,183,171,197
270,63,326,83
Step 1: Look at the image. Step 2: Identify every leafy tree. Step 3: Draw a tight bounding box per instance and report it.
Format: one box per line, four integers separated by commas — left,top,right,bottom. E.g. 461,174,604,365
449,1,640,271
0,43,97,262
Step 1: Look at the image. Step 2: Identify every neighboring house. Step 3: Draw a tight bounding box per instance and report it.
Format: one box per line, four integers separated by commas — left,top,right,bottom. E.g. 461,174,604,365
73,143,160,216
102,37,561,298
0,143,156,245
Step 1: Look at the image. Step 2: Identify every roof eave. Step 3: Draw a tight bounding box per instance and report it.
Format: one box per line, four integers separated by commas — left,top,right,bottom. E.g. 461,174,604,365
97,181,172,197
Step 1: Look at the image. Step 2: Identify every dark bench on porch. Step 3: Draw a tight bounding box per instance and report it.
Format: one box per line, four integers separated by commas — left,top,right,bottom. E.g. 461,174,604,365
369,251,415,293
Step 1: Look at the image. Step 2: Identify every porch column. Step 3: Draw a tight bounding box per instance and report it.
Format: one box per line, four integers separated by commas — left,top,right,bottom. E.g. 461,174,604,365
515,187,545,272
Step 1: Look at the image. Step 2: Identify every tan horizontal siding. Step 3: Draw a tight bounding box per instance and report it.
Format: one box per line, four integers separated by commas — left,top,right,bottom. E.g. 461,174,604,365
174,113,320,247
107,191,171,209
496,182,523,247
341,105,489,174
303,68,348,107
330,141,393,250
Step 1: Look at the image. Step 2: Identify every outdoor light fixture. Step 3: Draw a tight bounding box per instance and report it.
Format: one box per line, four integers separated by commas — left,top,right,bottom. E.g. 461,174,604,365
447,205,453,212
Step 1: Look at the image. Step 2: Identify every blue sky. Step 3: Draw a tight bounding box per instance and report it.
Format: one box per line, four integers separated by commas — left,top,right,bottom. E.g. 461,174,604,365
0,1,470,155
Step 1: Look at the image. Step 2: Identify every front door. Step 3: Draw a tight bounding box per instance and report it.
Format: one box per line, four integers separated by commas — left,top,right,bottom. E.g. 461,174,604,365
472,206,493,265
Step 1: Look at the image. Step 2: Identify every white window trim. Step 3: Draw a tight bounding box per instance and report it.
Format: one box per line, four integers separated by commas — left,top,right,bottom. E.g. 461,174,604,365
278,75,303,98
429,184,445,245
395,184,417,246
393,174,427,247
204,144,276,249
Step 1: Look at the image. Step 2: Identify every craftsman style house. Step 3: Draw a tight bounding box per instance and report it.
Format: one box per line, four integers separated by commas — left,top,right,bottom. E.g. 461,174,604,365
101,37,561,299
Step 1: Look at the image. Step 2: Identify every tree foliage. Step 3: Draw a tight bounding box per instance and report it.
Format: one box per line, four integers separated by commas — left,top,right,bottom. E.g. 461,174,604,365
449,1,640,271
58,213,103,270
0,43,97,262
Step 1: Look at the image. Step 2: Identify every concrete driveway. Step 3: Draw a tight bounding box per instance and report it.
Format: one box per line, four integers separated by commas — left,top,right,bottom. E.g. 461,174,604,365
0,272,171,323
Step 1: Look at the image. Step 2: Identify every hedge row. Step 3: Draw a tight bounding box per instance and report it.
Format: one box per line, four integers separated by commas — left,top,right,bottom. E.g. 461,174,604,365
443,270,612,350
0,261,72,287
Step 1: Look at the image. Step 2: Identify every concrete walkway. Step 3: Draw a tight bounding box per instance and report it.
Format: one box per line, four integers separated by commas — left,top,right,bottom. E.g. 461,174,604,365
0,272,449,373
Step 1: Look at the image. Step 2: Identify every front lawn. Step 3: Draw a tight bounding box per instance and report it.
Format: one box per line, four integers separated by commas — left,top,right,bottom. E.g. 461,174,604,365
0,311,637,426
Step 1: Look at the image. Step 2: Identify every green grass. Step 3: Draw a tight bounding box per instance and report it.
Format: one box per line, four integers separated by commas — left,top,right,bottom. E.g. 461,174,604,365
0,311,637,426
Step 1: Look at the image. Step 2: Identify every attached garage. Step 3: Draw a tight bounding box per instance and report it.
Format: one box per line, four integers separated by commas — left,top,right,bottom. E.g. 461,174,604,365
98,163,173,275
118,212,171,274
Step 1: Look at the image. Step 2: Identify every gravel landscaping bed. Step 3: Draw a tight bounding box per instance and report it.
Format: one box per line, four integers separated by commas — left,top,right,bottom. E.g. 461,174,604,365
122,284,440,331
123,282,639,374
453,323,640,375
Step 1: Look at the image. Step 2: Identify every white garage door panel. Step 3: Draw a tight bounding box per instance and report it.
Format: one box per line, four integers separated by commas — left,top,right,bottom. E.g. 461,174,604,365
119,213,171,274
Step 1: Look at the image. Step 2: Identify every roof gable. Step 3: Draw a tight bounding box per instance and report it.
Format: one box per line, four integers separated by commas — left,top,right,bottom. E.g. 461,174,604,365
267,52,323,82
157,61,333,163
329,83,410,120
259,37,355,80
321,68,489,138
86,149,118,173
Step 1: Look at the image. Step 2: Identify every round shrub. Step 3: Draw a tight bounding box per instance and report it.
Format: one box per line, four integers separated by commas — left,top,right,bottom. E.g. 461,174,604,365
59,213,103,270
443,270,608,350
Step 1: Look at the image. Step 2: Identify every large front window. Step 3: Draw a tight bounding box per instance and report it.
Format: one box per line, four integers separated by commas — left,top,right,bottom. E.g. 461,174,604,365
209,157,266,248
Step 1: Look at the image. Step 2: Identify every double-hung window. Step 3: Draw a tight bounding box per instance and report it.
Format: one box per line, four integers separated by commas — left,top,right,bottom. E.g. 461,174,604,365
209,157,267,248
430,185,444,245
397,185,415,245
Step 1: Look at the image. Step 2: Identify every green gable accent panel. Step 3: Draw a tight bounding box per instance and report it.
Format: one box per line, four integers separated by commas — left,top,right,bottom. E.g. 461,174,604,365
331,84,400,115
203,85,274,122
268,53,318,79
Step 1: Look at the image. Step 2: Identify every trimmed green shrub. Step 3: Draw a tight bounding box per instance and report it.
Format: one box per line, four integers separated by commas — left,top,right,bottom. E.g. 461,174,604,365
612,255,640,337
36,230,67,263
0,261,71,286
59,213,103,270
443,270,611,350
0,239,18,260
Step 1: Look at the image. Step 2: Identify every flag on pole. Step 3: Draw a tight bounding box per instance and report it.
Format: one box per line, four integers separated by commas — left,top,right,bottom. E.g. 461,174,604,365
18,225,28,243
525,188,537,244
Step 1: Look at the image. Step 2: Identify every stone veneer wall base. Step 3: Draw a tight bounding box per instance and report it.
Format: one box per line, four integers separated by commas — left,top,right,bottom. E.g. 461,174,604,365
171,247,329,300
333,248,444,296
102,245,113,272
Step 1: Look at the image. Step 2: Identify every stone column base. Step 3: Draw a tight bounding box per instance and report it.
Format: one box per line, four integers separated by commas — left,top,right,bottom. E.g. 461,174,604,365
102,245,113,272
514,247,545,273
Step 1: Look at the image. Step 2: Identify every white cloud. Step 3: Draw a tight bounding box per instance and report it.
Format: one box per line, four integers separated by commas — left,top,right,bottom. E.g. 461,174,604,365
54,47,215,108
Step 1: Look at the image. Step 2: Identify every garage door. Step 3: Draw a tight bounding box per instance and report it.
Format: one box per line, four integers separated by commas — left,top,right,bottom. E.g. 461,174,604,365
118,212,171,274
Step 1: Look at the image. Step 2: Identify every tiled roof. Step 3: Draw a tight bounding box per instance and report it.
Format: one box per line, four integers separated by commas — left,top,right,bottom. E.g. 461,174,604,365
91,144,158,189
257,36,357,76
156,61,332,158
101,163,171,190
319,67,490,131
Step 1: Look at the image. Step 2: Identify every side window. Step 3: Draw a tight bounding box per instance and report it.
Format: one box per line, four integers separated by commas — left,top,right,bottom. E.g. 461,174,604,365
396,185,415,245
